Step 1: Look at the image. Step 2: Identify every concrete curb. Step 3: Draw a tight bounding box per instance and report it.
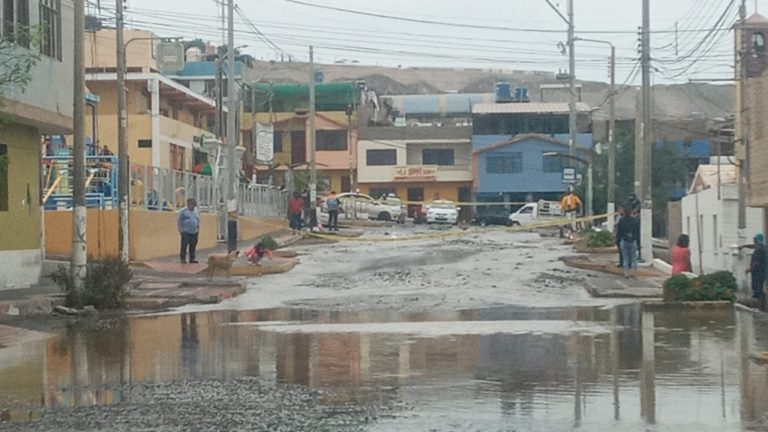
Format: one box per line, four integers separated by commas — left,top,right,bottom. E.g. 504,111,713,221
0,296,64,318
562,256,660,278
642,300,733,310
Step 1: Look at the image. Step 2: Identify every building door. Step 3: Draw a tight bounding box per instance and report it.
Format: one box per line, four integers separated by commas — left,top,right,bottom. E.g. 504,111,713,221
458,186,472,222
407,187,424,218
341,176,351,193
290,131,306,165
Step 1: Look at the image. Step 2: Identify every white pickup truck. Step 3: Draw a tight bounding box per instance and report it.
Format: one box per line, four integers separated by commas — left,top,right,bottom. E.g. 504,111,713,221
509,200,564,226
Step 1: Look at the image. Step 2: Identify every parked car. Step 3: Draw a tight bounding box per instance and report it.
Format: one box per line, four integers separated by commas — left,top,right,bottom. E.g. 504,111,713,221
318,192,404,224
426,200,460,225
473,206,511,226
509,200,563,226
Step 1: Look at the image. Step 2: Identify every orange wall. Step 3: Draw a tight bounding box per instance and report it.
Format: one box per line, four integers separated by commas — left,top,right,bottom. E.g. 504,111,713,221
45,209,120,259
45,210,286,262
128,209,219,261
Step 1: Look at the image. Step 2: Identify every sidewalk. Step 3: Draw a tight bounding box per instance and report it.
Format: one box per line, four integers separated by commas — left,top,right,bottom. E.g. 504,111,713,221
0,229,305,318
564,251,667,298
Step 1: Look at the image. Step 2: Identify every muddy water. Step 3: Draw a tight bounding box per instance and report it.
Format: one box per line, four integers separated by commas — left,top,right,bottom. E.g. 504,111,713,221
1,305,768,431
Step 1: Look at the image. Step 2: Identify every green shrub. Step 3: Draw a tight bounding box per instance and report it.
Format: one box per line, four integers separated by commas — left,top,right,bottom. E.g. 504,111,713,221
50,257,133,310
585,229,614,248
258,235,279,250
662,271,736,302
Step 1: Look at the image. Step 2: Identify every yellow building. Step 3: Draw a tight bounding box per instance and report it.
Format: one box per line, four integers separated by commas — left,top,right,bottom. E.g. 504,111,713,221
0,0,75,289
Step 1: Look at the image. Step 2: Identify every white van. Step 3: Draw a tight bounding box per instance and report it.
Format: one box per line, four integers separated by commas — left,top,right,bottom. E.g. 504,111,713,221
509,200,564,226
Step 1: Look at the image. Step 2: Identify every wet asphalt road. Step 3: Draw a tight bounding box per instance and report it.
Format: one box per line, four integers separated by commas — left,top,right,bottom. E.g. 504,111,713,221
1,225,768,431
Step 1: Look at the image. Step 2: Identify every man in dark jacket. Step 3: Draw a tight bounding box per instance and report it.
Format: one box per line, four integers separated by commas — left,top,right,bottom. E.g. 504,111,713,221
745,233,767,306
616,206,640,278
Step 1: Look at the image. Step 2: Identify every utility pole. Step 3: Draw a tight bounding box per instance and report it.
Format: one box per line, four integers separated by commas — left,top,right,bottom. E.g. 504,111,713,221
225,0,238,252
309,46,318,227
738,0,748,229
568,0,577,157
116,0,129,262
638,0,653,263
72,0,87,287
608,45,616,230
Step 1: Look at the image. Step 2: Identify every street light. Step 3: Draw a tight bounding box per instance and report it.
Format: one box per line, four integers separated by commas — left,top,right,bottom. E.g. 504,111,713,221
544,152,593,218
574,36,616,230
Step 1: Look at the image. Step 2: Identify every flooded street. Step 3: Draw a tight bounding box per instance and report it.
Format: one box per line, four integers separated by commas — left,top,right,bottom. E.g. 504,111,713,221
2,228,768,431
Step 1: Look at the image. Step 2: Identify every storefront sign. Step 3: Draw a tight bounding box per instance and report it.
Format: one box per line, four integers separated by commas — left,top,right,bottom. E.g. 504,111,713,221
394,165,437,181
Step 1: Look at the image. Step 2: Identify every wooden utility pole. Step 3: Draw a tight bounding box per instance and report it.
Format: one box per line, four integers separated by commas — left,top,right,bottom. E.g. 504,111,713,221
568,0,576,157
116,0,129,262
72,0,87,287
309,46,317,227
608,45,616,230
638,0,653,263
226,0,238,252
738,0,748,229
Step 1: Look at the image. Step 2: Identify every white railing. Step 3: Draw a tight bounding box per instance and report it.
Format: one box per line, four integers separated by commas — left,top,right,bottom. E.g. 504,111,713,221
129,163,287,218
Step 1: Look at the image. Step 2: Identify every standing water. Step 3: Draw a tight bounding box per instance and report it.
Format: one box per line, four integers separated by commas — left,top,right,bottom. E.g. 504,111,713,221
0,305,767,431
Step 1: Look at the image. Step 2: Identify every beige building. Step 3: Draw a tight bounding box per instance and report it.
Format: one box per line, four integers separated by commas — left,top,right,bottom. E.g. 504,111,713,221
84,29,219,170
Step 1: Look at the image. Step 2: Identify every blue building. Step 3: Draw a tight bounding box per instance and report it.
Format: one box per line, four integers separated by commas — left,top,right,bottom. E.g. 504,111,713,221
471,101,593,204
473,134,593,203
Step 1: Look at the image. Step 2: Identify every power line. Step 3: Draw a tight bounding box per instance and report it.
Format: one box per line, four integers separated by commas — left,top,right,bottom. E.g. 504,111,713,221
283,0,740,35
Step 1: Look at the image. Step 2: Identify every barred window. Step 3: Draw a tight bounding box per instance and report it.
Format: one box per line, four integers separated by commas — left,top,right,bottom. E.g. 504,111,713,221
40,0,61,60
2,0,29,47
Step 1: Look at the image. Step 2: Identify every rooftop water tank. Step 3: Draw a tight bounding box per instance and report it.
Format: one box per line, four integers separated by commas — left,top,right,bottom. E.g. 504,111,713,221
495,82,513,103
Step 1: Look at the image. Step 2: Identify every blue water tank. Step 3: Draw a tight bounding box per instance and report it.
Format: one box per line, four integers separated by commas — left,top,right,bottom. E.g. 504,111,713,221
495,82,513,103
515,86,529,102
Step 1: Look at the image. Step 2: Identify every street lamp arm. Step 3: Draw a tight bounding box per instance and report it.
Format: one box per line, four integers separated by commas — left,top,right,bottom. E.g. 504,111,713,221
573,36,614,49
544,0,570,25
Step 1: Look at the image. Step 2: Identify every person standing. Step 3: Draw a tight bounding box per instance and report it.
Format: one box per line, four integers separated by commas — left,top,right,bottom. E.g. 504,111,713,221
287,192,304,232
742,233,768,306
671,234,692,275
560,188,582,233
325,191,341,231
178,198,200,264
617,206,640,278
626,192,642,259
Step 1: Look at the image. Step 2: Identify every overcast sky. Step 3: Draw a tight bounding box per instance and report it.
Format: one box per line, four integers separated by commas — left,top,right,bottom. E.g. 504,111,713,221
95,0,768,84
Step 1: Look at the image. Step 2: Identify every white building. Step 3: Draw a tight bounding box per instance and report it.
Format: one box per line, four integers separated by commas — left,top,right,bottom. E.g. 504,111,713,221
681,164,764,295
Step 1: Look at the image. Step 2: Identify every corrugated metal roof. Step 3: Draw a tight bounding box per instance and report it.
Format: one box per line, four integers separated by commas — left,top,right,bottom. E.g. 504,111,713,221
472,102,591,114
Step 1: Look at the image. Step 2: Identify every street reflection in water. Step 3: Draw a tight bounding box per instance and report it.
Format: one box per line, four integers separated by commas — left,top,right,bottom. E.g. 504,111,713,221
2,305,768,431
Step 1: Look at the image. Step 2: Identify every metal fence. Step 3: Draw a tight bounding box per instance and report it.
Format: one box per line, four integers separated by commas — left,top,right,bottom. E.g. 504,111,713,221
129,163,287,217
239,184,288,219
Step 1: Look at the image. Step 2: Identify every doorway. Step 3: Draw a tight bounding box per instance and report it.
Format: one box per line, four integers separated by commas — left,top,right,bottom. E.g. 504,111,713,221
407,187,424,218
290,131,306,165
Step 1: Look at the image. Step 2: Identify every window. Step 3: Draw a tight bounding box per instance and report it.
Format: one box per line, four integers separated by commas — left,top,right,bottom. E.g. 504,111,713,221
366,149,396,166
2,0,29,47
316,130,348,151
138,139,152,148
0,144,7,211
520,206,533,215
487,153,523,174
370,187,395,199
753,32,766,56
40,0,61,59
170,144,185,171
273,131,283,153
422,149,455,165
713,215,718,253
543,152,567,173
